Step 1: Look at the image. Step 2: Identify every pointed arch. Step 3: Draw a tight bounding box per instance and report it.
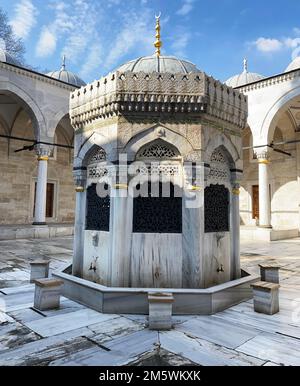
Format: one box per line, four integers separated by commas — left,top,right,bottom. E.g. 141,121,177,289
123,124,193,160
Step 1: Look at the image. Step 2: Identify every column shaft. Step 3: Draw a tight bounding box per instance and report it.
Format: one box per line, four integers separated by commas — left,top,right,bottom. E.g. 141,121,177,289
258,160,271,227
33,155,49,225
231,186,241,279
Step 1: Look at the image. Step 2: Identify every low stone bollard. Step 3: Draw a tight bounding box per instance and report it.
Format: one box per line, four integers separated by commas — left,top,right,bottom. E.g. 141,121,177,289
251,281,280,315
34,278,64,311
259,264,280,284
148,292,174,330
30,260,50,283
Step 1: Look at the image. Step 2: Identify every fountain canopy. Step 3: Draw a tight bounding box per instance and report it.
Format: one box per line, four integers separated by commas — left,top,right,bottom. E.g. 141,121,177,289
67,16,248,301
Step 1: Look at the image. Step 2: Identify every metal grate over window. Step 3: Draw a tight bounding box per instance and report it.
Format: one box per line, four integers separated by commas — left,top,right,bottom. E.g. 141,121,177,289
204,184,229,233
133,182,182,233
86,183,110,231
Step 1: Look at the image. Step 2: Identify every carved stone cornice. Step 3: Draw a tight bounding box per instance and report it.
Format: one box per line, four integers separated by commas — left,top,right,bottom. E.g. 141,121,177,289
237,69,300,93
70,71,248,129
0,62,76,91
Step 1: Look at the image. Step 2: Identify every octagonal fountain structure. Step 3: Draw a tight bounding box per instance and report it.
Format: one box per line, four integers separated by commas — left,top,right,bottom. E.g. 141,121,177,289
53,53,259,314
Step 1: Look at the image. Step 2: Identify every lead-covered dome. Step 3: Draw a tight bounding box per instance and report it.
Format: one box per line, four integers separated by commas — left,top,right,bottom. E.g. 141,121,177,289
285,57,300,72
0,48,19,66
225,59,265,88
116,55,201,74
46,56,86,87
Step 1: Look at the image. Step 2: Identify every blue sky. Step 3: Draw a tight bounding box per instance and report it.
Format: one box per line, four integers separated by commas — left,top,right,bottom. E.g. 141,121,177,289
2,0,300,83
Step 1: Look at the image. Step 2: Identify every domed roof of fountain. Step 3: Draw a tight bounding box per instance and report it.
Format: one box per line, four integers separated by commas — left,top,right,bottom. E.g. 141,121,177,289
116,55,201,74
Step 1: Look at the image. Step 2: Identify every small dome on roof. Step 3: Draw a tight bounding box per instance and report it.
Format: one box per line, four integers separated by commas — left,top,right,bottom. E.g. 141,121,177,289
46,55,86,87
225,59,265,88
0,48,19,66
285,57,300,72
116,54,201,74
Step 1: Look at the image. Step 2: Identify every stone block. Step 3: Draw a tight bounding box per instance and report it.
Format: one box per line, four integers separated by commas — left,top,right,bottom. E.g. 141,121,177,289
259,264,280,284
34,278,64,311
30,260,50,283
251,281,280,315
148,292,174,330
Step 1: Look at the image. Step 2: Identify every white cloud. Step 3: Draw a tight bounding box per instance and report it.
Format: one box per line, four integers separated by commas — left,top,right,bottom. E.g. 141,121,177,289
80,42,103,78
171,32,191,57
10,0,38,39
35,0,97,62
176,0,195,16
254,37,283,53
253,29,300,60
104,12,153,69
36,26,57,57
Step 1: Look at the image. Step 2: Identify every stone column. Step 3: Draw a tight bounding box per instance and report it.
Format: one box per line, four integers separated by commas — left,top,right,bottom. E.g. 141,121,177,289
33,144,53,225
182,161,205,288
230,181,241,279
109,161,132,287
256,149,272,228
72,168,87,278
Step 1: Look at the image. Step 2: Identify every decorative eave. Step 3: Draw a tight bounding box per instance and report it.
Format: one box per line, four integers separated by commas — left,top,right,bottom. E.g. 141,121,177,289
235,68,300,93
70,71,248,129
0,61,78,91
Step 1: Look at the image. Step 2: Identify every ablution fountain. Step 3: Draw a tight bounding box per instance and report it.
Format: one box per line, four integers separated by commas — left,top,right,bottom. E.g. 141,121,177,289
53,16,259,314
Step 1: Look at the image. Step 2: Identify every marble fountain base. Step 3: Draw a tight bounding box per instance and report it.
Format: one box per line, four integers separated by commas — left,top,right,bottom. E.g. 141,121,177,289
52,266,259,315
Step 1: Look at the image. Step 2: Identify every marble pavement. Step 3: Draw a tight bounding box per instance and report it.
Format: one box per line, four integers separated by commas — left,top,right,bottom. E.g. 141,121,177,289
0,236,300,366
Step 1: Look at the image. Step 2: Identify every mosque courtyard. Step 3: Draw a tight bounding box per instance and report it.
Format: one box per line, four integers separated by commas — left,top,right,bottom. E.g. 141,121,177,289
0,236,299,366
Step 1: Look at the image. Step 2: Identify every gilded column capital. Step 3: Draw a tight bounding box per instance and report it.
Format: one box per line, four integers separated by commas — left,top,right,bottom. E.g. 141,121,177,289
254,148,271,164
232,182,240,195
35,144,53,161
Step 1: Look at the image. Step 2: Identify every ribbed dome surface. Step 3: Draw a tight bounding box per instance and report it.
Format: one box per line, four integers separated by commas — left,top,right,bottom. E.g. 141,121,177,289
225,59,265,88
285,57,300,72
225,71,265,88
46,69,86,87
116,55,200,74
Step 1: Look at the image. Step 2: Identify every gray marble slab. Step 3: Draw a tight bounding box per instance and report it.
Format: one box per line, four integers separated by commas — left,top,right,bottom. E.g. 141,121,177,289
0,322,39,351
0,327,94,365
87,316,144,339
160,330,264,366
212,310,300,338
51,330,158,366
0,284,35,295
0,292,34,312
24,309,119,337
0,310,14,324
176,316,261,349
237,332,300,366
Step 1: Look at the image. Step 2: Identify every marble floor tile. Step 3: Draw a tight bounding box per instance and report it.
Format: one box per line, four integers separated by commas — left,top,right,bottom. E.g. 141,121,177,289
0,292,34,312
236,332,300,366
87,316,145,339
0,322,40,351
160,330,265,366
24,309,120,337
176,316,261,349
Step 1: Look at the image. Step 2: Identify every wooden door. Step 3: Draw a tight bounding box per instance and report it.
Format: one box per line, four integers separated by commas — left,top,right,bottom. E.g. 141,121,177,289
46,183,54,218
33,182,54,218
252,185,259,220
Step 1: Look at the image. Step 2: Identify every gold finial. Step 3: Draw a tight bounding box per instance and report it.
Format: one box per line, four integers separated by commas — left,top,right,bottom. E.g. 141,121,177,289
154,13,162,57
